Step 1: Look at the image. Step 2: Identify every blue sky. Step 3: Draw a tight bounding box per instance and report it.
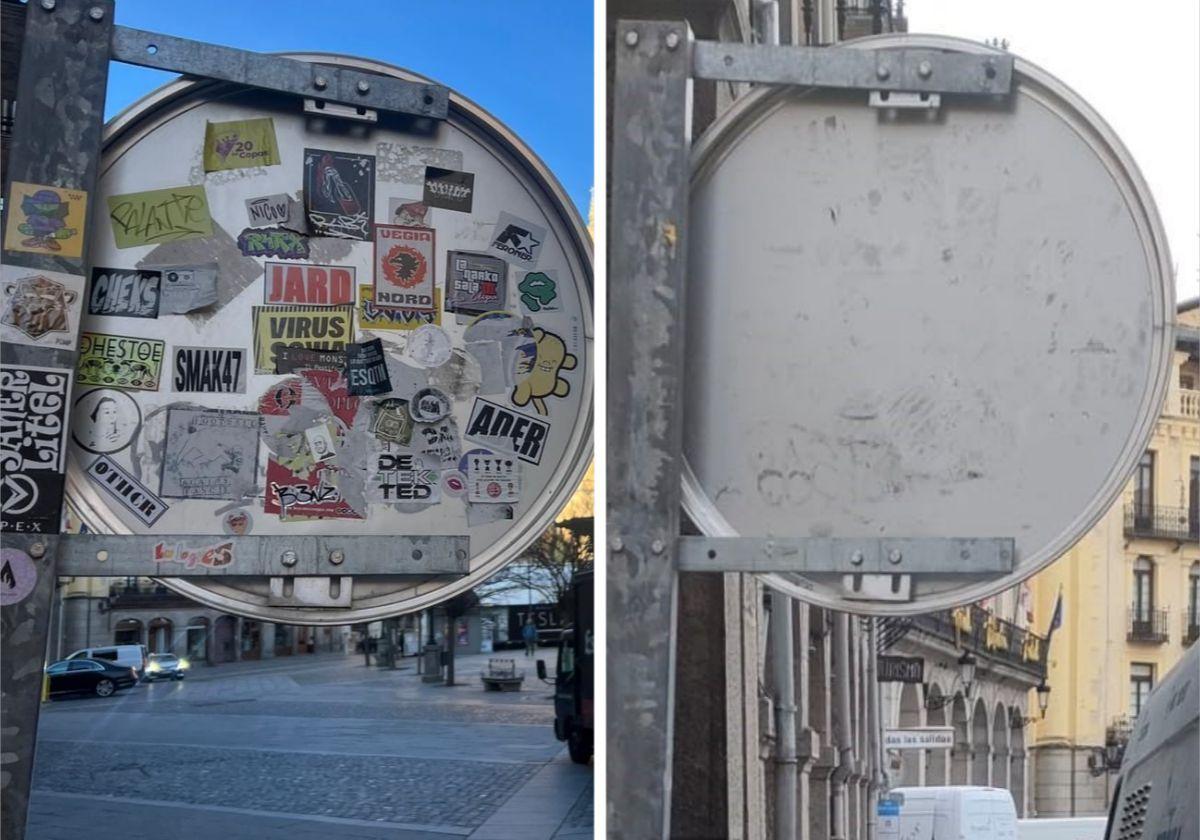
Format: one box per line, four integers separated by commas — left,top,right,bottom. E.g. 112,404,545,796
104,1,594,216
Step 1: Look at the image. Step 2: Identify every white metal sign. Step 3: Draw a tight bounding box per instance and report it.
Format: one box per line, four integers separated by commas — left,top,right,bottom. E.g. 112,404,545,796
883,727,955,750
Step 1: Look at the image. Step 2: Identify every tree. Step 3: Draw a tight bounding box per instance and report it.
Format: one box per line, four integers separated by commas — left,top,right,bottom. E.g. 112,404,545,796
477,519,593,625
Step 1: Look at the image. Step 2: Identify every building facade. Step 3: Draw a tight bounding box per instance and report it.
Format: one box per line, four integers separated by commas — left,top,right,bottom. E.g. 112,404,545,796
1028,301,1200,816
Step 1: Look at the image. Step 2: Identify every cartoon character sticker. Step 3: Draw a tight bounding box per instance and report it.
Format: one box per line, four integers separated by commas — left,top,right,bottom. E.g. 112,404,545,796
4,182,87,257
511,328,577,416
0,267,85,350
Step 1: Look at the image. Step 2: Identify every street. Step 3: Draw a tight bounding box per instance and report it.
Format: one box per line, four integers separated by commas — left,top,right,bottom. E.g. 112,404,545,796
27,651,592,840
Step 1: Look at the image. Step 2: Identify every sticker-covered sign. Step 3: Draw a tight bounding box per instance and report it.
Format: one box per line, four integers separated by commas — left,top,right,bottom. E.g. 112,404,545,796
518,270,560,313
465,450,521,503
264,262,355,306
157,264,218,314
203,118,281,172
274,346,347,374
237,227,310,259
4,182,88,258
358,284,440,330
446,251,507,317
77,333,165,391
374,224,435,310
511,328,577,416
1,266,86,350
0,365,72,534
88,267,161,318
107,185,213,249
252,305,352,374
346,338,392,396
367,450,441,504
489,211,546,268
160,408,260,500
71,389,141,455
422,167,474,213
86,454,169,527
464,398,550,465
173,346,247,394
304,148,375,240
245,194,292,229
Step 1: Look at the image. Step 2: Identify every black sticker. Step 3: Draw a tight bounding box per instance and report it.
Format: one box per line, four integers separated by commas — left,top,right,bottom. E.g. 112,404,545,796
274,346,348,375
88,267,161,318
86,454,169,527
1,365,72,534
304,148,375,240
463,397,550,465
346,338,392,396
422,167,475,213
173,346,247,393
446,251,507,316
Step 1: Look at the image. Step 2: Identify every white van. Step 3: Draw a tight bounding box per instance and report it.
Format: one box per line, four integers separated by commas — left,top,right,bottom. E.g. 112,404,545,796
67,645,148,678
1017,817,1105,839
883,786,1017,840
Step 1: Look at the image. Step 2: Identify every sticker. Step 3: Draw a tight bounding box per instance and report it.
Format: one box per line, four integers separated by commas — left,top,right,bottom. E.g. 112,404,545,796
446,251,507,317
374,224,436,310
245,193,292,228
466,501,513,526
441,469,467,497
463,312,537,395
223,510,252,535
251,305,352,374
518,270,560,313
265,462,361,520
263,262,355,305
153,540,235,570
511,328,577,416
304,148,375,240
367,450,440,504
464,398,549,465
0,548,38,605
409,387,451,423
172,346,247,394
274,345,348,374
259,369,360,429
305,422,337,462
77,333,165,391
422,167,474,213
488,212,546,268
414,419,461,469
370,399,413,445
406,324,452,368
88,267,161,319
375,142,463,184
155,264,219,314
4,182,88,258
203,118,281,172
86,454,169,527
465,450,521,504
358,284,441,330
160,408,260,500
388,197,430,227
347,338,392,396
107,185,213,249
71,389,141,455
1,267,86,350
237,227,310,259
0,365,72,535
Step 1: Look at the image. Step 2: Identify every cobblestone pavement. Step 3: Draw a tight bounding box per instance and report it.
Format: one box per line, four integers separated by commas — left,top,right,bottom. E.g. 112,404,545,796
27,653,592,840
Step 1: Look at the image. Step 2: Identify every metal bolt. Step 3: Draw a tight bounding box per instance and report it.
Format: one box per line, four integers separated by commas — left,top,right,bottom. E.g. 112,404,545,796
40,0,55,11
888,549,903,565
876,65,890,81
280,550,298,568
850,550,864,566
96,550,109,563
1000,549,1012,561
612,536,625,553
917,60,933,79
624,30,639,47
313,76,328,91
651,539,665,555
328,550,345,566
960,549,971,560
29,543,46,559
356,80,371,94
88,5,104,20
411,549,423,561
665,31,680,50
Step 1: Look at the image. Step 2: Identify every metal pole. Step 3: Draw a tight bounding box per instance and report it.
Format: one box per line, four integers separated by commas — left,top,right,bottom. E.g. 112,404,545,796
832,612,854,839
608,19,693,839
771,593,798,840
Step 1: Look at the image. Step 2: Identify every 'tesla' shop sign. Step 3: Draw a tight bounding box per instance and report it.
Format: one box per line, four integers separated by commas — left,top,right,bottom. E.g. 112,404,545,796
883,728,955,750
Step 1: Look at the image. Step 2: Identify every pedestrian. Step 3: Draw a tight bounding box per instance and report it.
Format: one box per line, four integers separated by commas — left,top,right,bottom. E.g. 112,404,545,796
522,620,537,657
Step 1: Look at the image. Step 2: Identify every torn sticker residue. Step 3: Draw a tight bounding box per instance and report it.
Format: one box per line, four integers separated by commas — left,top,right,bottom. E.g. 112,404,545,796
375,142,464,185
426,348,480,402
465,501,514,526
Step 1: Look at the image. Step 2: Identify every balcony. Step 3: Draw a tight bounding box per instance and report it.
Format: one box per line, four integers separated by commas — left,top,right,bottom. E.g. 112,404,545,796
1185,612,1199,647
1172,388,1199,419
106,581,195,611
904,605,1047,681
1127,608,1169,643
1124,504,1198,542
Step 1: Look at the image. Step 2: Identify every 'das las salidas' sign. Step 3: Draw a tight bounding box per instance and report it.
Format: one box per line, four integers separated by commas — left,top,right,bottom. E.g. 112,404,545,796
883,728,954,750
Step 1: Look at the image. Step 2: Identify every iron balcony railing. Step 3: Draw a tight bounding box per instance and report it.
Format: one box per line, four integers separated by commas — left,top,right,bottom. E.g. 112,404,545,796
902,604,1048,680
1127,608,1170,643
1124,503,1199,542
106,581,194,610
1184,611,1199,646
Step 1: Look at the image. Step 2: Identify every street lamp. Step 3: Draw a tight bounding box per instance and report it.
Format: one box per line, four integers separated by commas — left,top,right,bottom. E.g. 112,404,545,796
1036,681,1051,719
923,649,980,711
958,650,977,696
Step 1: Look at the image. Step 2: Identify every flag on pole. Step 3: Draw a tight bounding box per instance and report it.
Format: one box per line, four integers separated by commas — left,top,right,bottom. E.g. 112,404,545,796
1048,586,1064,634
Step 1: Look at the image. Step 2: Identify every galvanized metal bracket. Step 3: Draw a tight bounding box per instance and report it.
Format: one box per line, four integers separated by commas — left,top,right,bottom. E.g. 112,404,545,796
692,41,1013,96
54,534,470,577
110,26,449,120
677,536,1015,574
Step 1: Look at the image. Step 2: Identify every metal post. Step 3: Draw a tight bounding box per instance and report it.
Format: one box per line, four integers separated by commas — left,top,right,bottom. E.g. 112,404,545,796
608,19,692,839
771,594,798,840
1,4,113,838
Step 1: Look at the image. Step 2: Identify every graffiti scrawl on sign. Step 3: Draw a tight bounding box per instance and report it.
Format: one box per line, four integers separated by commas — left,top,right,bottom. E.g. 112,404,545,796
107,185,213,248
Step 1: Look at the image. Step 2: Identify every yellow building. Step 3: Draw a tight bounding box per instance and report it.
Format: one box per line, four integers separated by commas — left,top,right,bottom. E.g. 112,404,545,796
1029,299,1199,816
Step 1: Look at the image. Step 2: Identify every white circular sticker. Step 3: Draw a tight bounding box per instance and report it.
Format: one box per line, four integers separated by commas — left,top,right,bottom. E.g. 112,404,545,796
410,387,452,423
0,548,38,606
406,324,453,368
71,389,142,455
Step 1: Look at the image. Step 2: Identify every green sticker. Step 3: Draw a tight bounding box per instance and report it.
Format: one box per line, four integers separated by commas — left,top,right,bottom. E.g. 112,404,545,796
77,332,166,391
203,118,281,172
106,185,214,249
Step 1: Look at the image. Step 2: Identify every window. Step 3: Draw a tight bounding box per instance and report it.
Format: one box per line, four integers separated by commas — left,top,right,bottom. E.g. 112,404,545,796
46,662,68,675
1190,457,1198,539
1130,663,1154,717
67,661,100,672
1189,563,1200,625
92,649,118,662
1134,451,1155,519
1132,557,1154,622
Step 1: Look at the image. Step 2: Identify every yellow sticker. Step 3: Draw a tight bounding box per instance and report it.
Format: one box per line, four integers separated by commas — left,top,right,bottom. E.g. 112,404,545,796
4,182,88,258
357,284,441,331
203,118,281,172
252,305,353,374
107,185,214,249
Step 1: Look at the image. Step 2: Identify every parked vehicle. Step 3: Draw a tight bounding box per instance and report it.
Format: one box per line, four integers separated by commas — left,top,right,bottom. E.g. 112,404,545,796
144,653,189,681
1102,641,1198,840
536,571,593,764
45,659,138,698
882,786,1017,839
66,644,148,678
1017,817,1105,839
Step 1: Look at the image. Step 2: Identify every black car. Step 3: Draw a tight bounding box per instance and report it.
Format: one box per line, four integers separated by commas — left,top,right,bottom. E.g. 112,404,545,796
45,658,138,698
